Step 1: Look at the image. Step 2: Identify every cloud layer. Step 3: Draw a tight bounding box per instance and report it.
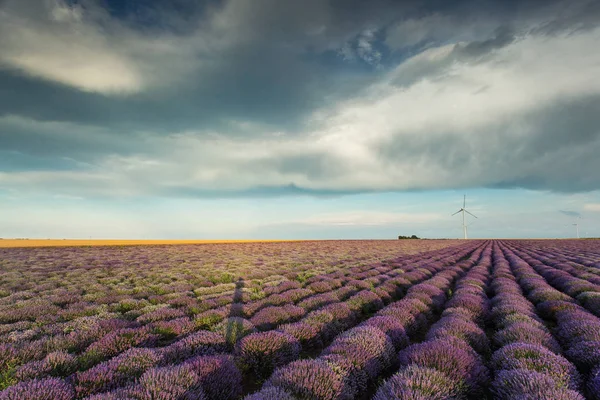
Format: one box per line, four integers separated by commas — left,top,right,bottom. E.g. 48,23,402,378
1,0,599,199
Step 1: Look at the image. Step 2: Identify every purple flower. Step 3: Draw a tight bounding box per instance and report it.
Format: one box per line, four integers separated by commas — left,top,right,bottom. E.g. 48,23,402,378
496,313,545,330
373,365,462,400
127,365,205,400
446,294,489,319
320,303,357,331
136,307,186,324
15,351,77,381
323,326,395,380
491,302,538,321
265,359,354,400
346,291,384,315
556,318,600,346
588,367,600,400
152,317,195,338
537,301,584,319
184,355,242,400
243,387,296,400
264,281,301,296
297,293,338,311
565,341,600,372
528,288,573,304
75,348,160,397
159,330,227,364
426,317,490,355
321,354,369,396
84,388,136,400
577,292,600,317
278,322,323,351
81,327,155,367
250,305,305,331
398,339,489,393
492,369,585,400
235,331,301,381
493,322,562,353
492,343,581,390
0,377,75,400
307,281,334,293
359,316,410,350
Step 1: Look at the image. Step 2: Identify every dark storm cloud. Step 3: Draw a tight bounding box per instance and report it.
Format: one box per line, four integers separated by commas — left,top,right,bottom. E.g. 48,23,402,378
374,95,600,193
0,0,599,197
0,0,587,131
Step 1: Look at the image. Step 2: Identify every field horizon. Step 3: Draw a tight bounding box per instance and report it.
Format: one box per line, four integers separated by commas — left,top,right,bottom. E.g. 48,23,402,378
1,239,600,398
0,239,307,248
1,238,595,248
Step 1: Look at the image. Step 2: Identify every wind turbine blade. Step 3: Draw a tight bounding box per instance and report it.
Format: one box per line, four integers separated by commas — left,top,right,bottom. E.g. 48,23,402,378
451,210,463,216
464,209,478,218
463,195,466,208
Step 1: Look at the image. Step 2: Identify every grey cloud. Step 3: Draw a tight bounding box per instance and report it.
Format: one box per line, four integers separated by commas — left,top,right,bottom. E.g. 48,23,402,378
454,26,516,58
375,94,600,193
1,0,600,199
559,210,582,217
1,0,596,133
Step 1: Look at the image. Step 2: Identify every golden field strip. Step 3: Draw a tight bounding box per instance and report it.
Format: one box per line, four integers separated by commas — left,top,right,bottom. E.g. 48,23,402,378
0,239,300,248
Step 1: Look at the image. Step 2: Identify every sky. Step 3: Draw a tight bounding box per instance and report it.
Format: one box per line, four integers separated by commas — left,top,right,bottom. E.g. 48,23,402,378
1,0,599,240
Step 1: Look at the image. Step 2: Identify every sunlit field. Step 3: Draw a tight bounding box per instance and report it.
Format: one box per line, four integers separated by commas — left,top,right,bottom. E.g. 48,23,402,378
0,239,300,248
1,240,600,399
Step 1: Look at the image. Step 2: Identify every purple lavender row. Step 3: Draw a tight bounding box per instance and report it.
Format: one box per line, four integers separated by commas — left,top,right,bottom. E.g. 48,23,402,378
518,240,600,270
233,244,482,386
152,243,468,333
0,244,481,399
0,241,455,341
234,244,470,320
502,242,600,318
484,243,585,400
214,244,475,355
0,244,474,378
498,242,596,400
242,243,488,399
501,242,600,400
374,243,492,399
108,244,481,398
518,243,600,281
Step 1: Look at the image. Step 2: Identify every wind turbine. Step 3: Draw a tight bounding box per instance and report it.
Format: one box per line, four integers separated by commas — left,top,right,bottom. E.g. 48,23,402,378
573,217,582,239
452,194,477,239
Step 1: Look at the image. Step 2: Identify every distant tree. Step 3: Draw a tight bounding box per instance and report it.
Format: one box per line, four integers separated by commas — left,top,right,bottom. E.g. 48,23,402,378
398,235,420,240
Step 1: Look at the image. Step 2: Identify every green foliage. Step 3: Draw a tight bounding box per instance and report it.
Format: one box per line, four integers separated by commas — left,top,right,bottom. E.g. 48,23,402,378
0,363,17,391
295,271,315,284
194,314,224,330
249,287,265,301
153,326,177,340
209,273,236,284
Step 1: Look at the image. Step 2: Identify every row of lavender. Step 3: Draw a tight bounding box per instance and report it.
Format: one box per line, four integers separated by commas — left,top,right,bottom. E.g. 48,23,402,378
2,239,599,399
0,241,480,398
245,242,488,399
244,239,600,400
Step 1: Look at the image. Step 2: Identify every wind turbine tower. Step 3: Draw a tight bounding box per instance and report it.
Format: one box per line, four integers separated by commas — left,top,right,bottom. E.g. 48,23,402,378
452,195,477,239
573,218,582,239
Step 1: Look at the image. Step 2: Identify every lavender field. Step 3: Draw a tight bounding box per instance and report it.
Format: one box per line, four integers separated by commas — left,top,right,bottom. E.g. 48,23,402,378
1,240,600,400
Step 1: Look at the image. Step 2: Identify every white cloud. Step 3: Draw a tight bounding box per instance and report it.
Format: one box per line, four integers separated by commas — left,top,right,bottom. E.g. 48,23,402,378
584,203,600,212
2,24,600,197
278,211,443,226
0,0,200,94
